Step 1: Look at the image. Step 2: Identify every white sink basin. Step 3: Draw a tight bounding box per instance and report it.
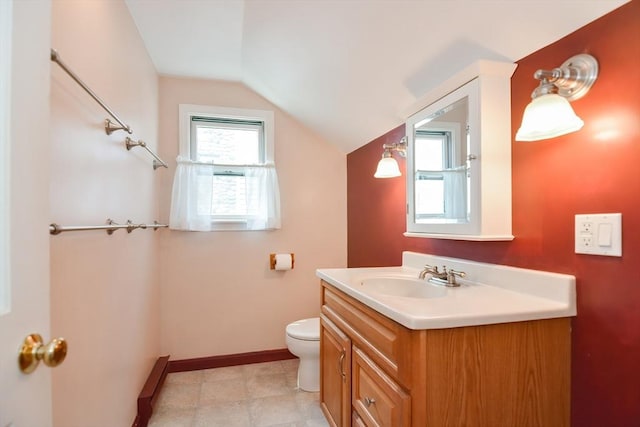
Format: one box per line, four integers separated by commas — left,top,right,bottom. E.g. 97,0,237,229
317,251,577,330
358,276,447,299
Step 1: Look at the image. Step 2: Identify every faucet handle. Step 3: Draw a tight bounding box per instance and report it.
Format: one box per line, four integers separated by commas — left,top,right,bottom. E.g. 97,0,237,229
446,269,466,285
424,264,439,273
448,269,465,278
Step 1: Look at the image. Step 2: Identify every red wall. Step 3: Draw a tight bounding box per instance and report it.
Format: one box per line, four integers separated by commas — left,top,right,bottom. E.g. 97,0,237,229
347,2,640,425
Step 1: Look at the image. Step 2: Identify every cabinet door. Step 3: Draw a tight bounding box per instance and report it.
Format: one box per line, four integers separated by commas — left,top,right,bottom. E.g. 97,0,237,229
352,347,411,427
320,315,351,427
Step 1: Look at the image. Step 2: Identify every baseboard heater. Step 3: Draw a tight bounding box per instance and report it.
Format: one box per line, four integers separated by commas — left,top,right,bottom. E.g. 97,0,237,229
132,355,170,427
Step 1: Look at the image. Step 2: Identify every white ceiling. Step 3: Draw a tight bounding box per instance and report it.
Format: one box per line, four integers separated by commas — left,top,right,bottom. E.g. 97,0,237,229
125,0,627,153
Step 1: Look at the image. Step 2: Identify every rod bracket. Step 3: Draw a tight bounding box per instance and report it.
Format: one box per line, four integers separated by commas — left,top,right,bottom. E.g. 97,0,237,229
106,219,117,235
125,137,145,151
126,138,168,170
153,160,167,170
106,119,132,135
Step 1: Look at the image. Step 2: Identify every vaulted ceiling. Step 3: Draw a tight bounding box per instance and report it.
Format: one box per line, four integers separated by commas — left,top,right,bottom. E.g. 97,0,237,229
125,0,627,153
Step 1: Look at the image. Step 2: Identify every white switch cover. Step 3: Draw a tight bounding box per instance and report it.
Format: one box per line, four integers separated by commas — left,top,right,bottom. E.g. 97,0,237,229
575,213,622,256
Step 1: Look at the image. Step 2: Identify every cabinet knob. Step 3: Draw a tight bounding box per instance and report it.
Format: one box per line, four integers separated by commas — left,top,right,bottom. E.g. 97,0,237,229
364,397,376,407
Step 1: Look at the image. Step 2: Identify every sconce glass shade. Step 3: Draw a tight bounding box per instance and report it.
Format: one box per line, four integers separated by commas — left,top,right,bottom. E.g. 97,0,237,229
515,93,584,141
374,157,401,178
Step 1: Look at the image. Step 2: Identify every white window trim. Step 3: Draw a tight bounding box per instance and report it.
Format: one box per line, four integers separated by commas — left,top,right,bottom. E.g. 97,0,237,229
179,104,274,164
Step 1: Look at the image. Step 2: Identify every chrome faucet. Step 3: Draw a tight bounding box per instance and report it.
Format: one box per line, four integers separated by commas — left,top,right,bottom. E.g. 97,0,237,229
419,264,466,287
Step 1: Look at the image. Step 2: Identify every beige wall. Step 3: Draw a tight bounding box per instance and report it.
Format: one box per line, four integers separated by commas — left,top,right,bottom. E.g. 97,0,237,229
46,2,346,423
49,1,161,426
158,77,347,359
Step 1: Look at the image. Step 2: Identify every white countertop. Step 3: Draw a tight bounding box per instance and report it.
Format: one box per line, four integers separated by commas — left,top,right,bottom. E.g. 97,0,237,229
316,252,576,330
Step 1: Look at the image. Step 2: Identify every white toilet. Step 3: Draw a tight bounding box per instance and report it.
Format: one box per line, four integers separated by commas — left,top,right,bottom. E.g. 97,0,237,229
285,317,320,392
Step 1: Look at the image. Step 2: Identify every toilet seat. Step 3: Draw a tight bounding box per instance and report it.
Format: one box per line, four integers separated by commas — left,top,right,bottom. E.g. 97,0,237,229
286,317,319,341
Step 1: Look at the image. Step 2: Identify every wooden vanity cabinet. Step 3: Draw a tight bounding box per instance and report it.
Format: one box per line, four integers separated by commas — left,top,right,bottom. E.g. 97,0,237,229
320,280,571,427
320,315,351,427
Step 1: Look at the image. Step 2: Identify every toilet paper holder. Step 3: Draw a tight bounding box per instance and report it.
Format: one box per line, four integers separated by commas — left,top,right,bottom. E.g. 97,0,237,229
270,253,295,270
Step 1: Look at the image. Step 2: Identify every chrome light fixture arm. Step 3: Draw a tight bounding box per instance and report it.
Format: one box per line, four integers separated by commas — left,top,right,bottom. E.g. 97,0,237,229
382,136,408,158
530,54,599,101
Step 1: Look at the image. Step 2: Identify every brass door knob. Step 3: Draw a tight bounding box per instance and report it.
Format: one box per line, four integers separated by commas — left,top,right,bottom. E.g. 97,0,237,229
19,333,68,374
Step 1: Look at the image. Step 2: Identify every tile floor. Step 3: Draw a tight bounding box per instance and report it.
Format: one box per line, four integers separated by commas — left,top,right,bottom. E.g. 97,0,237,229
149,359,330,427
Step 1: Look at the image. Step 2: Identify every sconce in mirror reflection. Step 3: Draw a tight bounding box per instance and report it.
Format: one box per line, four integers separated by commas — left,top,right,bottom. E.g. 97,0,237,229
516,53,598,142
374,137,407,178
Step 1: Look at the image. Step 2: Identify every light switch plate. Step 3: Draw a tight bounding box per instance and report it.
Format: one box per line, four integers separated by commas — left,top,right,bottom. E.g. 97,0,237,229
575,213,622,257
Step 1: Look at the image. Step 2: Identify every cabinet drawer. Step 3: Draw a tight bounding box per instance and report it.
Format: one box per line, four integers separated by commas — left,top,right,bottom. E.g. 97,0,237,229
322,282,411,379
352,347,410,427
352,411,367,427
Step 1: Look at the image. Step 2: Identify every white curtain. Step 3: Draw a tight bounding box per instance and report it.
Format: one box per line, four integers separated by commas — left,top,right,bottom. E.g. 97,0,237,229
169,157,281,231
245,166,281,230
443,167,468,220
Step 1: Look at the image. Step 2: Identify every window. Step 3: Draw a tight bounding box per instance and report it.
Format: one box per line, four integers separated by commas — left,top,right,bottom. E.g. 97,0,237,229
413,123,468,222
170,105,281,231
414,130,452,218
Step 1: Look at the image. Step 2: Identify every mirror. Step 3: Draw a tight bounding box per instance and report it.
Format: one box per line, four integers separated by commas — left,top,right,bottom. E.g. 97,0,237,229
413,96,469,224
406,78,479,236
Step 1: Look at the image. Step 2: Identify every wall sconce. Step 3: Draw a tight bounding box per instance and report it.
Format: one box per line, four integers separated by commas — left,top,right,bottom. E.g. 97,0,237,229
374,137,407,178
515,53,598,141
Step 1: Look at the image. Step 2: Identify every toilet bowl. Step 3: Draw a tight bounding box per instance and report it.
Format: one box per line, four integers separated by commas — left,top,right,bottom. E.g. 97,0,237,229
286,317,320,392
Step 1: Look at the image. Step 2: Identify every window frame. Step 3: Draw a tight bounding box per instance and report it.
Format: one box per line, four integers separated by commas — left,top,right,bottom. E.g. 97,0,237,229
189,116,266,165
413,126,459,220
179,104,274,165
178,104,275,228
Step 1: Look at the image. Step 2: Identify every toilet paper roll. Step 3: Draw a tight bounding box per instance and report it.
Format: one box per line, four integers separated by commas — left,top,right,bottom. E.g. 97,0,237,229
274,253,293,270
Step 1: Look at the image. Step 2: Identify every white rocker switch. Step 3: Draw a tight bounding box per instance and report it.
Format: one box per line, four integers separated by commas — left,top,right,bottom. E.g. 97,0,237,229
597,223,612,247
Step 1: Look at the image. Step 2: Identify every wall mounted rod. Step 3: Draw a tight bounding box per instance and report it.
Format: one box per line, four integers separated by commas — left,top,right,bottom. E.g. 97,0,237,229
50,49,132,135
125,138,168,170
49,219,168,236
